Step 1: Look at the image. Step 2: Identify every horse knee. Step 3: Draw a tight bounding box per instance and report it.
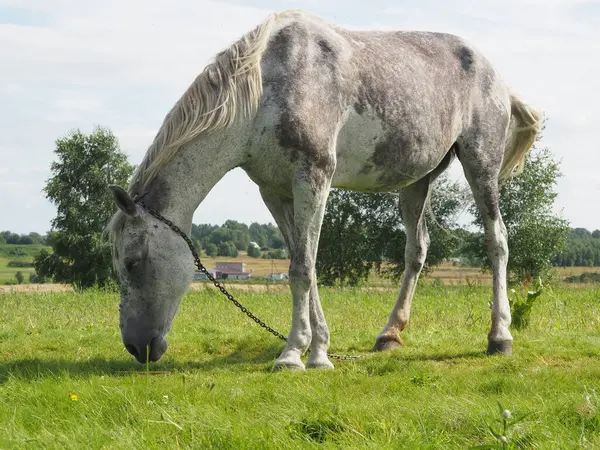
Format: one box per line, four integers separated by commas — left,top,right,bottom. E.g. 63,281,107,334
407,240,428,272
289,261,314,286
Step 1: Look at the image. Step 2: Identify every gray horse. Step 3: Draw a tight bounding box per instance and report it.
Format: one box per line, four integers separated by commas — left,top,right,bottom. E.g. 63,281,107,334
107,10,541,369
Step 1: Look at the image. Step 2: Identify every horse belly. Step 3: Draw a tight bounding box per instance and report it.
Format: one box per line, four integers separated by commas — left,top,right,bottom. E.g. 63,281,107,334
333,108,446,192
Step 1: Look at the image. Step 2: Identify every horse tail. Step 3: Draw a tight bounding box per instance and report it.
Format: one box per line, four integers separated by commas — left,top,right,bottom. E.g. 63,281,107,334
498,90,543,182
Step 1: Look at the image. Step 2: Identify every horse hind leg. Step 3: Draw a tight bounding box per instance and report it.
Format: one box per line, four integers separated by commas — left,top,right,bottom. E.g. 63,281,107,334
372,175,432,351
456,129,513,355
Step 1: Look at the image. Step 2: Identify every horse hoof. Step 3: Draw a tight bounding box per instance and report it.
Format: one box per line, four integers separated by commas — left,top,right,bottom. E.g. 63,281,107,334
371,335,403,352
487,340,512,355
306,356,334,370
273,357,306,371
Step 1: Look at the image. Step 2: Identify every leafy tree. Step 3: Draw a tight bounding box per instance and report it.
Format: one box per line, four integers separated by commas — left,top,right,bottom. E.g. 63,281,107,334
15,271,24,284
18,235,34,245
217,241,239,257
249,223,268,248
593,230,600,239
29,272,47,284
317,189,394,287
465,145,569,283
0,231,45,245
33,127,134,289
262,248,287,260
554,228,600,267
205,243,218,257
317,173,464,287
381,175,467,281
269,233,286,250
221,220,250,250
27,232,45,245
210,227,232,246
192,220,286,254
192,224,217,243
572,228,591,239
1,231,21,244
247,243,261,258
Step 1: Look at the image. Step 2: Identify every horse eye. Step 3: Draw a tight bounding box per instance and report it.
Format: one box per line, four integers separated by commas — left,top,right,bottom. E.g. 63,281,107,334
124,258,139,272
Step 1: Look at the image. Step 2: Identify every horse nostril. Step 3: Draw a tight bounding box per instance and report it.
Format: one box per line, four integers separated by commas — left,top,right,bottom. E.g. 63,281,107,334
125,344,139,358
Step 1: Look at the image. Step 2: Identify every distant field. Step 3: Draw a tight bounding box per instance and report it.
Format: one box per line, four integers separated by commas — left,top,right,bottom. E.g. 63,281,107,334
0,258,36,285
0,245,50,285
197,252,289,278
198,256,600,285
426,262,600,286
2,243,600,288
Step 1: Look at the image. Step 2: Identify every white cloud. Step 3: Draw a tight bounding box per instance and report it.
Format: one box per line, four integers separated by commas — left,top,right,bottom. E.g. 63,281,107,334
0,0,277,233
1,0,599,233
373,0,600,230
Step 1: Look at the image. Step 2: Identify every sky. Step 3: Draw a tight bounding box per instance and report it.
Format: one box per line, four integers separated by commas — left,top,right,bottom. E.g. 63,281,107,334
1,0,599,234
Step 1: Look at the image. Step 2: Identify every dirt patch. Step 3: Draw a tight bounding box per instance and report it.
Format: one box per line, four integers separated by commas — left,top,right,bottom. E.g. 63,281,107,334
0,282,291,295
0,282,398,295
189,283,290,293
0,283,74,294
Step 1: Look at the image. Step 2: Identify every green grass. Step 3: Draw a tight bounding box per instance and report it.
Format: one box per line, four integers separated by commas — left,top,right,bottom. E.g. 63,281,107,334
0,257,35,285
1,283,599,448
0,245,49,285
0,244,49,259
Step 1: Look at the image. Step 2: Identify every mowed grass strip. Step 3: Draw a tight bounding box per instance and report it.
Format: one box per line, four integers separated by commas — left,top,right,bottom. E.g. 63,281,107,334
0,284,599,449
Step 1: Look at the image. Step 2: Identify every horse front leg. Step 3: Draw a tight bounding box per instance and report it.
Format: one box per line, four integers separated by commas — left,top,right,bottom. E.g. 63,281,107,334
260,181,333,369
258,189,309,370
259,162,334,370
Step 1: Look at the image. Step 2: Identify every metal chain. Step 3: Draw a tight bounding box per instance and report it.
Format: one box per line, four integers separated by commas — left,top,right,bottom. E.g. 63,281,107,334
134,196,360,361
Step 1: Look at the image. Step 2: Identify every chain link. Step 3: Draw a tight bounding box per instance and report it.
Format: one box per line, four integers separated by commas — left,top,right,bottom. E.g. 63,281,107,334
134,196,360,361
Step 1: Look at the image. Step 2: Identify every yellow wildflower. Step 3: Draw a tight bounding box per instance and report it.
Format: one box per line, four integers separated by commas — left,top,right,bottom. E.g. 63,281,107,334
69,392,78,401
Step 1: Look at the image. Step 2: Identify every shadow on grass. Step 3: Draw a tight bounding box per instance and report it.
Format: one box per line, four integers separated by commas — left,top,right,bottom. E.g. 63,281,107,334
1,340,493,384
398,350,487,362
0,340,284,384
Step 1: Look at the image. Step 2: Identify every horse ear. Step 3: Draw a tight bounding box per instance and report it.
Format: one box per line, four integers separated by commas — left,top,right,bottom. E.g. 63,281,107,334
108,185,138,217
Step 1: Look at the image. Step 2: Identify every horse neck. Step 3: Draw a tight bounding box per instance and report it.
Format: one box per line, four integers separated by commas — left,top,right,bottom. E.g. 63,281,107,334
140,123,247,233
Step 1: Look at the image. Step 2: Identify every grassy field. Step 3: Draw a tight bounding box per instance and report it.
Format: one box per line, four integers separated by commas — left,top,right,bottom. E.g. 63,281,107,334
1,283,599,448
0,245,50,285
2,242,600,287
0,245,287,285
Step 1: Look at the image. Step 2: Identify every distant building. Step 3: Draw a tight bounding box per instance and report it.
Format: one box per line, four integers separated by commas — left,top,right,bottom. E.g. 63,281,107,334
216,262,246,273
194,261,252,280
266,272,289,281
193,268,218,280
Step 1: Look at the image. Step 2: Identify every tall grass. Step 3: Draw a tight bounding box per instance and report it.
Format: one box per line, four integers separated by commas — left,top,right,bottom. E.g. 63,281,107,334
1,284,599,448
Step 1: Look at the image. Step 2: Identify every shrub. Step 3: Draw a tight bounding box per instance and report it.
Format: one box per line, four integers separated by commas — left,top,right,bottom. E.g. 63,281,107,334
247,243,261,258
7,260,34,268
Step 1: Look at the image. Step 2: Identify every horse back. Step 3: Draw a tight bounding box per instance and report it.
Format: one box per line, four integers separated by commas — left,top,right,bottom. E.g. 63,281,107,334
252,12,510,191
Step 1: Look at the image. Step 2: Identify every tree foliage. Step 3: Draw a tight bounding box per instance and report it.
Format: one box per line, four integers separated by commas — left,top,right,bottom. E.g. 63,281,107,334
316,174,465,287
34,127,134,289
191,220,285,256
217,241,239,257
464,145,569,283
205,243,218,257
554,229,600,267
247,243,261,258
0,231,47,245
